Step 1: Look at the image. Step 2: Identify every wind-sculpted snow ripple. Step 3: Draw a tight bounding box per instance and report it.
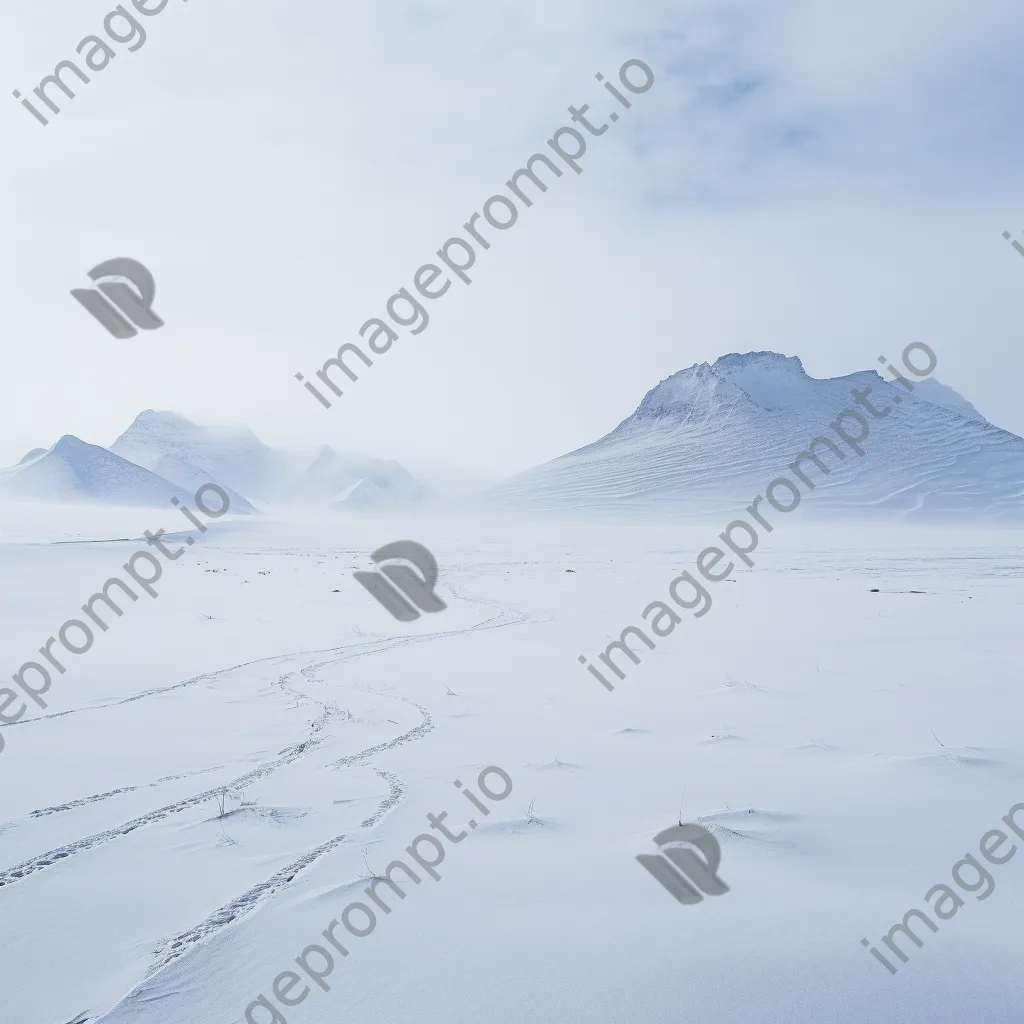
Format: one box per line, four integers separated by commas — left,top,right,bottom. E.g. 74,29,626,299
484,347,1024,519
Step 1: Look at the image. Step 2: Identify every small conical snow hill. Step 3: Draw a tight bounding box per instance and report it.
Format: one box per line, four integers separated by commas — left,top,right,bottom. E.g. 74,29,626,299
0,436,195,508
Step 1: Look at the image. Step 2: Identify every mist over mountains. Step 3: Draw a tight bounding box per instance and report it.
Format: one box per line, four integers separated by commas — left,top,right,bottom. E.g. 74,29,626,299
3,353,1022,521
0,410,427,512
0,434,197,508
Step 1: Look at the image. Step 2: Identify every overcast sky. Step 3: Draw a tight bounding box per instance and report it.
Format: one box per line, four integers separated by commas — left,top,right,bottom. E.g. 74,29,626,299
1,0,1022,483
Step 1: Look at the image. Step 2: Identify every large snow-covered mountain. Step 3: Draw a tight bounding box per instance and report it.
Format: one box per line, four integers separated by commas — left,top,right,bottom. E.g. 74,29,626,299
484,352,1024,520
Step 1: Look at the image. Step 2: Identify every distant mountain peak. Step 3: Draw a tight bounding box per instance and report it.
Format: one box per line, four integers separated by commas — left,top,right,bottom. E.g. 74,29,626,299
631,351,813,425
0,433,195,508
125,410,200,435
134,409,191,425
120,409,262,443
51,434,88,453
711,351,806,375
628,359,755,426
2,412,423,512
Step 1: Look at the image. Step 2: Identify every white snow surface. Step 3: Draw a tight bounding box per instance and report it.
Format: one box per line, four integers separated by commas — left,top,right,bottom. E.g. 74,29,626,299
483,352,1024,519
1,502,1023,1024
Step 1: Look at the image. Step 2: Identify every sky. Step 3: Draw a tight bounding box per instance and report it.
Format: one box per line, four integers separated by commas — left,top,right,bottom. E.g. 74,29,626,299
1,0,1023,484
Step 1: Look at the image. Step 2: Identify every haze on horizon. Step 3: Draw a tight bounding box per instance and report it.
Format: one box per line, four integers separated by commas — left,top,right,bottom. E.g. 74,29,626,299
1,0,1023,482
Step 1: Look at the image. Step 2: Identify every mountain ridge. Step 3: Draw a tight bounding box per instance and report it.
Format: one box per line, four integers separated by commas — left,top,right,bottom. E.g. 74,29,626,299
1,411,425,512
482,350,1024,520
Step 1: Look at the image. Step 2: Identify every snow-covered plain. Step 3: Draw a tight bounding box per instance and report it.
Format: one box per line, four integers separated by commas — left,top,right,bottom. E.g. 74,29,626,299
2,501,1023,1024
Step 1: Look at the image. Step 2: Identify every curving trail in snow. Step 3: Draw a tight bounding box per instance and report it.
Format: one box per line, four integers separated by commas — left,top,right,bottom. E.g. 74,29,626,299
0,577,534,1024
